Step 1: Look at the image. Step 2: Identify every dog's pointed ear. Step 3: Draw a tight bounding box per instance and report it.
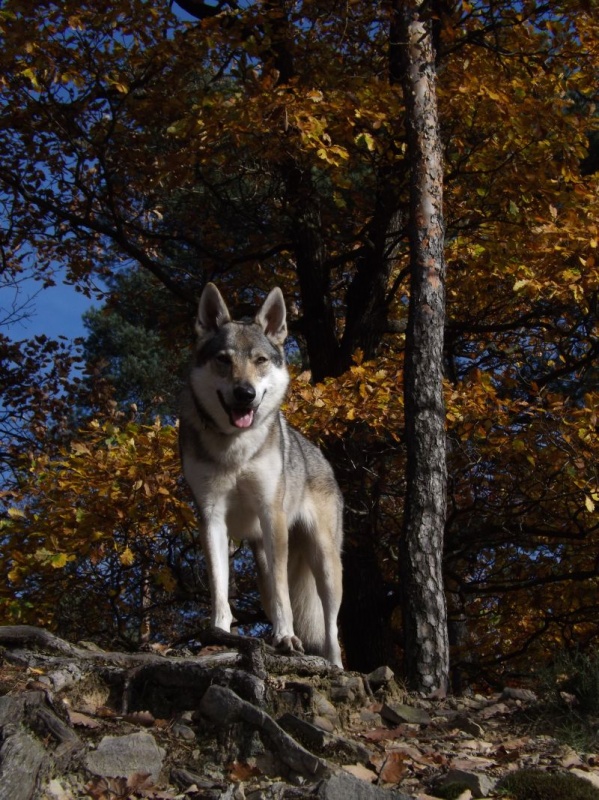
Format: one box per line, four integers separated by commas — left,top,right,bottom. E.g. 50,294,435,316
196,283,231,334
255,287,287,346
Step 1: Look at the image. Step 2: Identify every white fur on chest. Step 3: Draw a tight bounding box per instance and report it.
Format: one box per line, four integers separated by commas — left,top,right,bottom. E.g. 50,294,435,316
182,435,283,540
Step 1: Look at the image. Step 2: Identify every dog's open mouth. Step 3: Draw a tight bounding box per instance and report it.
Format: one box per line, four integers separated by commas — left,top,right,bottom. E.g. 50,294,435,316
229,408,255,429
217,391,257,429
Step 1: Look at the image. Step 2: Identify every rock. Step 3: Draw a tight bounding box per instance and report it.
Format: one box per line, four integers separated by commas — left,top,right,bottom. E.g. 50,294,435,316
278,713,331,749
0,692,83,799
45,663,87,693
500,687,537,703
6,625,599,800
199,685,329,779
312,691,339,722
246,782,301,799
84,731,166,783
435,769,496,798
77,640,105,652
313,715,335,733
43,778,74,799
367,667,395,687
478,702,509,720
172,722,196,740
171,766,222,790
330,686,355,702
278,713,372,764
559,745,584,768
570,768,599,790
318,770,413,799
381,702,431,726
0,728,47,800
360,708,383,726
452,715,485,739
333,675,367,702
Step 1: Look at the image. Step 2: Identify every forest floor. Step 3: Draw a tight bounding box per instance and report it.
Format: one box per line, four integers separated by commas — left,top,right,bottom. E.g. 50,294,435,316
1,626,599,800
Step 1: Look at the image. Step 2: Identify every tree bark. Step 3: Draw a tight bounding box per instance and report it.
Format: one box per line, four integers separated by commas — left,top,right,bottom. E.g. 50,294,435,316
395,0,449,694
290,184,340,382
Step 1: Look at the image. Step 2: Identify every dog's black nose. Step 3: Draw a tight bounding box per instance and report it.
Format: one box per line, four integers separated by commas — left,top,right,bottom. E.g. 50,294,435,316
233,384,256,405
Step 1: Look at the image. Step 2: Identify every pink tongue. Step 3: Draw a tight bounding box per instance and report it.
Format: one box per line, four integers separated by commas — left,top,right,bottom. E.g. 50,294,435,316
231,409,254,428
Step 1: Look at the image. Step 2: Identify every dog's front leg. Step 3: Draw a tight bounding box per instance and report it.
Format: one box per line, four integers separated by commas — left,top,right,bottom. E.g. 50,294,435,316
261,509,304,655
200,513,233,632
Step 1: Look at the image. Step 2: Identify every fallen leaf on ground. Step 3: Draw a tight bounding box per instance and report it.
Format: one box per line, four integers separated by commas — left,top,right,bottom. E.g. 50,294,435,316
378,751,410,784
342,763,377,782
68,710,101,729
228,761,261,781
123,710,155,727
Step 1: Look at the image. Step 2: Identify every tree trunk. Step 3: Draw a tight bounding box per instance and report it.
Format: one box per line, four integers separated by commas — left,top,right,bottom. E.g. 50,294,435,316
395,1,449,693
338,192,406,371
140,570,152,645
290,191,340,383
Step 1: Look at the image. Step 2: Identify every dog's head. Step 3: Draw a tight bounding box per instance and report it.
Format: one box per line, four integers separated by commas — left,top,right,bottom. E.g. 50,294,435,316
190,284,290,432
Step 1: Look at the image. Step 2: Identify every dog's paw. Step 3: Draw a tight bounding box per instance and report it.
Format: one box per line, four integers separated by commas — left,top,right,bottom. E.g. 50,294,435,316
272,633,304,655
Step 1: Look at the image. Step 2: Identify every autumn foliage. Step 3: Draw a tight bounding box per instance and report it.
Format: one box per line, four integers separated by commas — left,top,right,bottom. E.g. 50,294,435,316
1,0,598,685
1,419,199,645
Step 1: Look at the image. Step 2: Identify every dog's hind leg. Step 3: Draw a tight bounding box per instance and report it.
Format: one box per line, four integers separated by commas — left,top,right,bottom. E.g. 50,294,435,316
301,498,343,668
287,529,343,666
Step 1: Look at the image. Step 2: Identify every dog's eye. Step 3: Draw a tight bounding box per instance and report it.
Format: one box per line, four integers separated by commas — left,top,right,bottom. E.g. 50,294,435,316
215,353,232,365
255,355,269,365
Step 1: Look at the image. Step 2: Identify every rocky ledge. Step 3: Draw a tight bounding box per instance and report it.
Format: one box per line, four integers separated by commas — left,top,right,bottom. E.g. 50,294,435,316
1,626,599,800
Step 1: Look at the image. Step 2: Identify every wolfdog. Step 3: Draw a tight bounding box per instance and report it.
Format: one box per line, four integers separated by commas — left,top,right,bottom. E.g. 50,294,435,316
179,283,343,667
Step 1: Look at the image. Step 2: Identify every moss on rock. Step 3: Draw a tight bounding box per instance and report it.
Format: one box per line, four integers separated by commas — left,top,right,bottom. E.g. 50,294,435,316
498,769,599,800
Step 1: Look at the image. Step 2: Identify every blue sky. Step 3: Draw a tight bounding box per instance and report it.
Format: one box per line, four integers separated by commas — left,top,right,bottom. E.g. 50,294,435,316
2,2,195,346
3,274,99,342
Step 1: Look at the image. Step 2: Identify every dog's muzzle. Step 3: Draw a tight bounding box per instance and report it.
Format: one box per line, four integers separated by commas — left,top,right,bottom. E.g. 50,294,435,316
218,384,259,429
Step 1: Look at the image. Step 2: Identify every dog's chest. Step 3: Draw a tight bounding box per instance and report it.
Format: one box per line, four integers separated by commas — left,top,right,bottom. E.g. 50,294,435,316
184,443,282,507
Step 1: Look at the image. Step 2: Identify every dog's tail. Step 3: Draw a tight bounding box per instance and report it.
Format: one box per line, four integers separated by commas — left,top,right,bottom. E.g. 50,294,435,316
288,550,327,657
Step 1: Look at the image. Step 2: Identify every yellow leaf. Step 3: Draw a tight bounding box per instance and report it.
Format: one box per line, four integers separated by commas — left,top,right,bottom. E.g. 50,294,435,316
120,547,135,566
107,78,128,94
585,496,596,513
355,132,376,152
7,568,21,583
7,507,26,520
21,67,41,91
